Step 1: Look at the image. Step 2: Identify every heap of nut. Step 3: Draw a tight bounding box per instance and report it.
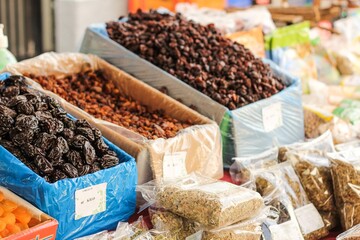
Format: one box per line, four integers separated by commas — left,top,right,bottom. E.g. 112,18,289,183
26,70,191,140
106,10,285,110
0,75,120,183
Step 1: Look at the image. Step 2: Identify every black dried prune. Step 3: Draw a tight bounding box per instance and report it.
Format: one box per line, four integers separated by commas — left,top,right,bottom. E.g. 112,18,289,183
0,97,8,105
62,128,74,140
2,86,20,98
5,75,26,86
0,127,10,136
62,163,79,178
15,115,38,131
35,110,52,121
61,117,76,130
93,128,102,140
53,137,69,154
22,143,44,158
43,175,52,182
76,127,95,142
70,135,88,149
24,93,41,105
7,95,27,108
0,105,17,118
75,119,92,128
51,169,68,182
106,150,117,156
0,114,14,128
34,132,56,151
10,129,34,146
52,158,65,167
100,154,119,169
34,155,54,174
48,146,62,162
91,162,102,173
66,150,83,166
35,102,48,111
94,138,109,154
50,107,67,118
40,117,63,134
44,96,61,109
78,165,91,176
83,141,96,165
17,101,34,115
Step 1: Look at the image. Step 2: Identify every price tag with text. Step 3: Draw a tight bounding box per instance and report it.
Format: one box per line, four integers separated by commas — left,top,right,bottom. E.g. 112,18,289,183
163,151,187,180
75,183,107,220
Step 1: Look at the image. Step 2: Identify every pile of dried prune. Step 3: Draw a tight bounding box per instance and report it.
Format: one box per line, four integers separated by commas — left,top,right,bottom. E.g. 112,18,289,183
0,75,120,183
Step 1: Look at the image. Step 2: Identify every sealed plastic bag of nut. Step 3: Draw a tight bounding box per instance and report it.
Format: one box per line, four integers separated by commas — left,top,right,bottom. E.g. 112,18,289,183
137,173,264,229
278,130,335,163
327,149,360,230
252,162,328,240
230,148,278,186
303,105,333,139
285,149,338,229
337,223,360,240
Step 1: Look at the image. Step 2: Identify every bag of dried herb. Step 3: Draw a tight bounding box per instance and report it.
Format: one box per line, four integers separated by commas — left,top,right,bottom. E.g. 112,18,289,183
230,148,279,186
328,149,360,230
253,162,328,240
337,224,360,240
278,130,335,163
286,149,338,230
138,173,264,229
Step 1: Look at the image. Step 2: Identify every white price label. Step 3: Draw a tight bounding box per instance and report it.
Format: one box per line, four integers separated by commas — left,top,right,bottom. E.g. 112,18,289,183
262,102,283,132
295,203,324,235
75,183,107,220
163,151,187,180
269,220,304,240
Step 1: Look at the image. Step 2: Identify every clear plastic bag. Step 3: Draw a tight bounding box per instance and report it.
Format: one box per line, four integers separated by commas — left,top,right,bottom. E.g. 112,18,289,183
337,224,360,240
328,149,360,230
230,148,279,185
137,173,264,229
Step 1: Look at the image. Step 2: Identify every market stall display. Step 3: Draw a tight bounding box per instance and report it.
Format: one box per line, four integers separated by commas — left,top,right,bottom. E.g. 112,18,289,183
0,74,137,239
4,53,223,184
80,10,304,166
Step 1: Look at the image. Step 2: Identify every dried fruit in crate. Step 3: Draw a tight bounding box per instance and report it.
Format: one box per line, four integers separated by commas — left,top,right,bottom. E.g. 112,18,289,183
0,75,122,183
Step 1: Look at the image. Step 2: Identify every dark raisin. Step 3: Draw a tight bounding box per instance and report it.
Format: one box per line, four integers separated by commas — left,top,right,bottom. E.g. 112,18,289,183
35,110,52,120
78,165,92,176
94,138,109,154
70,135,88,149
34,132,56,151
2,86,20,98
62,163,79,178
34,155,54,174
22,143,44,158
50,107,67,118
10,129,34,146
15,115,38,131
83,141,96,165
76,127,95,142
7,95,27,108
62,128,74,140
66,150,84,166
75,119,92,128
53,137,69,154
5,75,26,86
0,105,17,118
17,101,34,115
93,128,102,140
48,146,63,162
100,154,119,169
61,117,76,130
35,102,48,111
44,96,61,109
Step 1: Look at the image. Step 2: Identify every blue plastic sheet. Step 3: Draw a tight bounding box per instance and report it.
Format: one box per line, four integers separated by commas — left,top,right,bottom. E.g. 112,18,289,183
0,73,137,240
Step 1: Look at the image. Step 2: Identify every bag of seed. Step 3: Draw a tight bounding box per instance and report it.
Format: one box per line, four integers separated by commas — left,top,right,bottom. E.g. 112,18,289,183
337,224,360,240
285,149,338,230
253,162,328,240
230,148,279,186
137,173,264,229
328,149,360,230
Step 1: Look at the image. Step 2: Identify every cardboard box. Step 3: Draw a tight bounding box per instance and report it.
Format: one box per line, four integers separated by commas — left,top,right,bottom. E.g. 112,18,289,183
4,53,223,184
80,25,304,167
0,187,58,240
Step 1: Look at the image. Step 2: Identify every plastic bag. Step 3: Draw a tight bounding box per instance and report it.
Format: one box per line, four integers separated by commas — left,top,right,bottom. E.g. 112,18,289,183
337,224,360,240
303,105,333,139
253,162,328,240
335,140,360,152
137,173,264,229
285,149,338,230
328,149,360,230
230,148,278,185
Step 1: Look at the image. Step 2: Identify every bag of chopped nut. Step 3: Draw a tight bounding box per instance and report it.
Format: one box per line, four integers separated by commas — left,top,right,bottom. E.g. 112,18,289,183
285,149,338,230
337,224,360,240
230,148,279,186
252,162,328,240
138,173,264,229
328,149,360,230
278,130,335,163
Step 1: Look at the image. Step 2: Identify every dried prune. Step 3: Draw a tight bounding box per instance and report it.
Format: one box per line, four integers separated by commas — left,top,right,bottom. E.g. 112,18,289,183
52,158,65,167
15,115,38,131
94,138,109,154
51,169,67,182
24,93,41,105
34,155,54,174
106,150,117,156
66,150,83,166
5,75,26,86
17,101,34,115
48,146,62,162
62,128,74,140
0,105,17,118
91,162,102,173
53,137,69,154
0,114,14,128
100,154,119,169
61,117,76,130
78,165,91,176
62,163,79,178
35,110,52,121
7,95,27,108
70,135,88,149
35,102,48,111
83,141,96,165
2,86,19,98
50,107,67,118
44,96,61,109
22,143,44,158
93,128,102,140
40,117,63,134
75,119,92,128
34,132,56,151
10,129,34,146
76,127,95,142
